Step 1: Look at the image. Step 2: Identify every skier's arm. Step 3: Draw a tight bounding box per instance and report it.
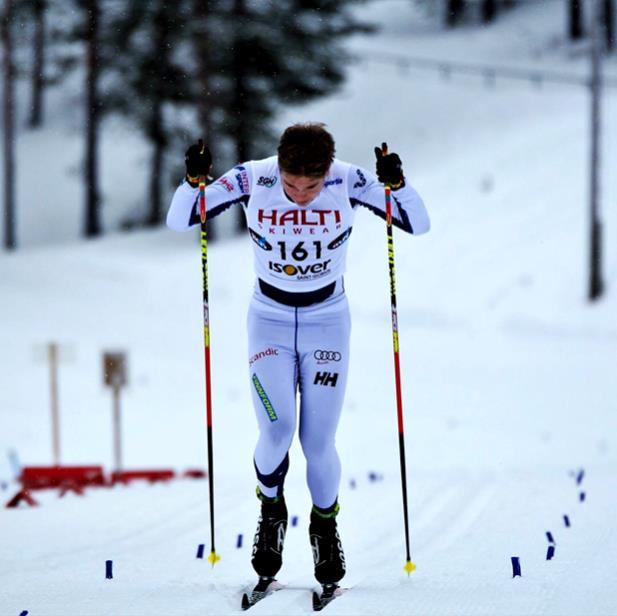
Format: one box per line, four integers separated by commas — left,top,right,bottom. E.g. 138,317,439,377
166,164,251,231
348,165,430,235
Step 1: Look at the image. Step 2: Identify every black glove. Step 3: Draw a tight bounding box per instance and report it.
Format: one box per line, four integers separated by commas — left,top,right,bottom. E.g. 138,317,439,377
185,141,212,185
374,142,405,189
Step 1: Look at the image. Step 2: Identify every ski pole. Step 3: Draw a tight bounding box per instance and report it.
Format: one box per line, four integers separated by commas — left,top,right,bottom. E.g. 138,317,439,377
198,138,220,567
381,142,416,575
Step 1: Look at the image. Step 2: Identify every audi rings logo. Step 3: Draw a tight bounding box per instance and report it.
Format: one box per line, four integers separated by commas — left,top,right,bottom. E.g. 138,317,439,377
314,350,342,362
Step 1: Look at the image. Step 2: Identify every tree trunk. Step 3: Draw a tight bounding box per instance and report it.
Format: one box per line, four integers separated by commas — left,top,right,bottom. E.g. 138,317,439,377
148,128,164,227
604,0,615,50
231,0,248,234
446,0,465,27
28,0,46,128
569,0,585,40
481,0,497,23
146,1,169,227
2,0,16,249
84,0,101,237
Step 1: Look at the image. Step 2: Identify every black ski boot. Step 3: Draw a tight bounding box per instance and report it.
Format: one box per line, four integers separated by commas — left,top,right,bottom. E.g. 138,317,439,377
251,488,288,578
309,501,346,585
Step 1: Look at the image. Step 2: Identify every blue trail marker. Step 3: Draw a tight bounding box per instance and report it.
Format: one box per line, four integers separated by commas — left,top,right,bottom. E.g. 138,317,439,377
236,534,243,548
196,544,205,559
105,560,113,579
291,516,299,527
511,557,521,578
546,531,555,544
579,491,586,502
546,545,555,560
350,479,357,490
564,515,571,528
368,472,382,482
576,469,585,485
20,611,29,616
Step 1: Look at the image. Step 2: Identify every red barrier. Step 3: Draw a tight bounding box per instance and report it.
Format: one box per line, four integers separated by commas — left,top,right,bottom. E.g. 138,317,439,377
5,489,39,508
20,466,106,490
110,470,176,485
59,483,85,497
183,469,207,479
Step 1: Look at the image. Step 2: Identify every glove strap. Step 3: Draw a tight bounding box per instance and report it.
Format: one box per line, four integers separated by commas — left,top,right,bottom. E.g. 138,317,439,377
185,173,200,186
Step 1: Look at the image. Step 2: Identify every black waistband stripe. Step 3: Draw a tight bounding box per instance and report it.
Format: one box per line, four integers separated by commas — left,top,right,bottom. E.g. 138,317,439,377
259,279,335,307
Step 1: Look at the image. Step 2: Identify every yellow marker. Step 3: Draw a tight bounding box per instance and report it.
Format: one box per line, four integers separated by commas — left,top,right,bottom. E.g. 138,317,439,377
208,551,221,566
404,560,417,575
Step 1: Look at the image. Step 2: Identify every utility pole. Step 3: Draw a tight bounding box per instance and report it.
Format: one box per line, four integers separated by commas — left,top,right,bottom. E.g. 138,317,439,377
589,0,604,301
2,0,16,250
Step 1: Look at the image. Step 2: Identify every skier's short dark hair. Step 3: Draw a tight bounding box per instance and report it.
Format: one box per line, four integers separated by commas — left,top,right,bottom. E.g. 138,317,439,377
277,123,335,178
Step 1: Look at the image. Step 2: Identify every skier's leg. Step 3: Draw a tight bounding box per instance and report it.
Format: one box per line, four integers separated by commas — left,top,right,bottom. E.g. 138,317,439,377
297,295,351,508
247,297,298,498
297,293,350,584
247,295,298,578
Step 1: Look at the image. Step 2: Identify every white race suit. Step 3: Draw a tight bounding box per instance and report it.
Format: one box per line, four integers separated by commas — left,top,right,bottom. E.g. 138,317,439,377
167,156,430,509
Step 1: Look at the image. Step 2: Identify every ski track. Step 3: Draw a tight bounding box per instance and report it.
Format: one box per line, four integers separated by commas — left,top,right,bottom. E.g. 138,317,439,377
420,481,496,555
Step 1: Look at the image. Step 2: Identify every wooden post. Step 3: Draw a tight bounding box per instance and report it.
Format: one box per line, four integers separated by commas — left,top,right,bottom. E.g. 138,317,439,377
112,384,122,472
34,342,74,466
49,343,61,466
103,352,127,474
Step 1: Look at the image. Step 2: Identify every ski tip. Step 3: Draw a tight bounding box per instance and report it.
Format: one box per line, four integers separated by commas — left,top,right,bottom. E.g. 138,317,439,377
404,560,417,575
208,551,221,566
241,593,251,611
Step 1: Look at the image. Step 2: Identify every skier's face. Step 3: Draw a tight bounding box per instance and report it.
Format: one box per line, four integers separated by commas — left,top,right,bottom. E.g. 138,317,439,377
281,172,325,206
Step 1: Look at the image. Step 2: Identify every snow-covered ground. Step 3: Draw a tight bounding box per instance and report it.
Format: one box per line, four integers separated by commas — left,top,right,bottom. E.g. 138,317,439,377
1,1,616,614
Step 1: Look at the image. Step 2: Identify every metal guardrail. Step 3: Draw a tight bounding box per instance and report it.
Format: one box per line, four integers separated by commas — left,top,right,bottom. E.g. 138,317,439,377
356,50,617,89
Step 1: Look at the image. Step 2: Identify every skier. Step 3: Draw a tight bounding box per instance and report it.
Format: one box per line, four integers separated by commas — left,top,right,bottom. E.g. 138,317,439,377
167,123,430,601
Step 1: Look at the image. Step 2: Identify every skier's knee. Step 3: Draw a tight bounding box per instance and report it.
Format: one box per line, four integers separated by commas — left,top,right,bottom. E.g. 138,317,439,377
300,434,335,462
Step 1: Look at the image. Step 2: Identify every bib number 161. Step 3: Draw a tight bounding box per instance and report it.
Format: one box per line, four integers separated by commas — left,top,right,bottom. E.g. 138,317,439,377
277,241,322,261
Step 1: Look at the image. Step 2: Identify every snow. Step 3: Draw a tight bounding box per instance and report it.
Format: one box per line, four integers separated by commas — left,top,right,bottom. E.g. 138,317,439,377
1,1,617,614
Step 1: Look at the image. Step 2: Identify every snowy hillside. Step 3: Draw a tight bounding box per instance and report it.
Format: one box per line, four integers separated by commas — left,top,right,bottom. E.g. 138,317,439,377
1,1,617,615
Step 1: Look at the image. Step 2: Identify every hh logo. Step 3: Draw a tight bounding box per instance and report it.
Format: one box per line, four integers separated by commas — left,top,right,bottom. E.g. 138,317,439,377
314,371,339,387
